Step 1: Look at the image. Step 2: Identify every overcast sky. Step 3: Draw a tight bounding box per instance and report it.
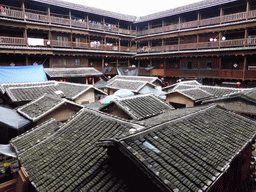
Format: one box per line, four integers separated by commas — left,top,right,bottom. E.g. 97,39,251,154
62,0,202,16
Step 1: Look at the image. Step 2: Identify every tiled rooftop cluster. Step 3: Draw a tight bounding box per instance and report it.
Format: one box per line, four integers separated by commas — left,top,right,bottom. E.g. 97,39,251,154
11,108,142,191
164,81,252,98
111,105,256,191
44,67,102,78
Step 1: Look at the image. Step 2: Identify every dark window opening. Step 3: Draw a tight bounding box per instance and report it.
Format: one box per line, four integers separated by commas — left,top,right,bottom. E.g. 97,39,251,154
187,61,192,69
170,102,186,109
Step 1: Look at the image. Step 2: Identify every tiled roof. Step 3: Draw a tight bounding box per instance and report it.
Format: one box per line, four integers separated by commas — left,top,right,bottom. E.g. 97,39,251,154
245,88,256,100
56,82,105,100
102,105,256,191
168,88,214,102
0,81,56,94
17,94,83,122
108,75,162,85
94,79,109,89
11,108,143,192
6,85,59,103
11,119,60,154
44,67,102,78
32,0,236,23
106,79,155,92
100,94,174,120
202,93,256,115
32,0,137,22
162,80,201,91
3,81,106,104
166,83,251,98
137,0,237,22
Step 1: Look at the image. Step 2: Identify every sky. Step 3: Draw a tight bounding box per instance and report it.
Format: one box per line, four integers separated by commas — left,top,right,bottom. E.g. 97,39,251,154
62,0,202,16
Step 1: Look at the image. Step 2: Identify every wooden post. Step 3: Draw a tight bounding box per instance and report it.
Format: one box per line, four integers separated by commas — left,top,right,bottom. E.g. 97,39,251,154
148,23,150,35
102,58,104,69
86,77,88,84
24,28,28,47
103,18,105,31
70,33,73,49
243,56,247,81
245,28,248,47
116,58,119,68
138,60,140,68
118,21,120,34
219,32,222,49
25,56,28,66
69,10,72,27
48,7,51,24
246,1,250,20
178,16,181,30
197,11,201,27
220,8,223,24
118,39,121,52
87,15,89,29
197,35,199,50
162,39,164,52
178,36,180,51
219,57,222,79
22,2,25,21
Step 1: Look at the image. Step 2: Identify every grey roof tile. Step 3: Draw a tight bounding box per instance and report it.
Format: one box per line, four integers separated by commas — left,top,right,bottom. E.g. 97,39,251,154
106,79,155,93
44,67,102,78
100,94,174,120
11,108,142,191
113,105,256,191
3,81,106,104
17,94,83,122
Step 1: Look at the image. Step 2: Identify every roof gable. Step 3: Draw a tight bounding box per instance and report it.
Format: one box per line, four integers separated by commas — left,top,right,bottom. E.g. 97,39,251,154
107,79,154,92
168,87,214,101
17,94,83,122
100,94,174,120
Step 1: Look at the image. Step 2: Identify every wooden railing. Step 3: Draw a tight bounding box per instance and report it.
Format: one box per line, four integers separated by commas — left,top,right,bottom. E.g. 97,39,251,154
137,9,256,36
2,5,256,37
0,6,136,35
138,37,256,53
0,36,27,45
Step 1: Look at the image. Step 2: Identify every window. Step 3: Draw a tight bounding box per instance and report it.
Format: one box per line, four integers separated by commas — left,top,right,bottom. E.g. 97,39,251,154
75,59,81,66
207,61,212,69
187,61,192,69
74,38,81,47
57,36,69,46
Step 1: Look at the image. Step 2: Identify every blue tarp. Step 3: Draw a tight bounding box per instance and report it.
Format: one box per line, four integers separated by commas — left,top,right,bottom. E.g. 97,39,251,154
0,65,48,83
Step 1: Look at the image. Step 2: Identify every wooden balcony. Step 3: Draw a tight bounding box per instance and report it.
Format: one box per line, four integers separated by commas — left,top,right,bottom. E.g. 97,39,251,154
0,36,27,46
138,37,256,53
0,6,136,35
137,9,256,36
219,70,244,79
244,70,256,80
